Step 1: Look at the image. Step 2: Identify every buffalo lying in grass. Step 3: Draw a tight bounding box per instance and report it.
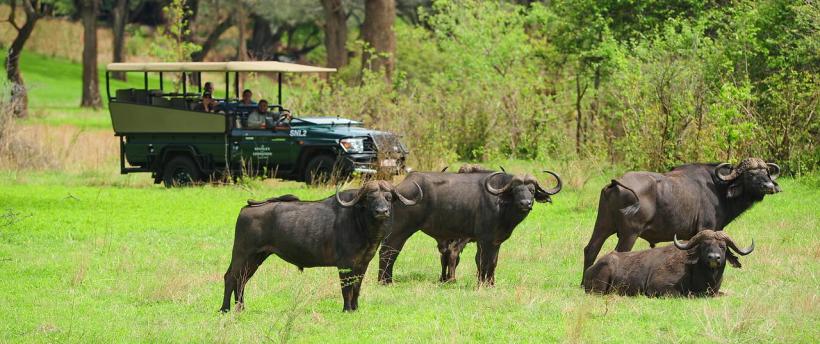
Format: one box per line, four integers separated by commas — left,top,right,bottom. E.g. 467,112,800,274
220,180,422,312
582,158,779,284
378,165,562,286
583,229,754,296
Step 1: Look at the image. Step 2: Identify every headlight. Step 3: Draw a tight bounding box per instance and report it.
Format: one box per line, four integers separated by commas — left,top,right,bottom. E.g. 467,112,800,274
340,138,365,153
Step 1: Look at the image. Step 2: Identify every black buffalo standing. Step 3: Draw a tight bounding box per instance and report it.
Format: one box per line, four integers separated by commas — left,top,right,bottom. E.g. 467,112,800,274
583,229,754,296
378,166,562,285
220,180,422,312
582,158,779,284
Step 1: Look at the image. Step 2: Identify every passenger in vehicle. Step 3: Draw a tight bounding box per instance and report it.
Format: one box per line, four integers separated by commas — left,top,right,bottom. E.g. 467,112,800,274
246,99,270,129
241,89,256,106
194,92,218,112
204,82,214,95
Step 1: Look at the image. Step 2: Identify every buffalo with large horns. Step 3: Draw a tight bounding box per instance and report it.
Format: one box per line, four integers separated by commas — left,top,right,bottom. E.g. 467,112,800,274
584,230,754,296
582,158,779,285
220,180,422,312
378,165,562,286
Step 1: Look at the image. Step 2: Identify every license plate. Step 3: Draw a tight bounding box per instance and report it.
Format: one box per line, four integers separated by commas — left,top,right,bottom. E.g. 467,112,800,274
380,159,397,167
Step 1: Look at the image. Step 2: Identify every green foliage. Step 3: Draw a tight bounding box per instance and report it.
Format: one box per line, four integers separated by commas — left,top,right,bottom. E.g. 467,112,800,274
150,0,201,62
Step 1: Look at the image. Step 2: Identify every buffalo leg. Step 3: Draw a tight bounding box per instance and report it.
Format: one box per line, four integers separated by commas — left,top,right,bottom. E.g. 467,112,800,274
476,241,501,287
351,265,368,311
378,230,414,284
338,267,361,312
221,252,250,312
221,252,266,312
583,219,616,286
438,238,469,282
236,252,269,307
614,233,639,252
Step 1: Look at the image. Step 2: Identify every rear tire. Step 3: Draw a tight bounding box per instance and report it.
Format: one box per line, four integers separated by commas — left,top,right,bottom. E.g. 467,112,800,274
304,155,338,186
162,156,202,187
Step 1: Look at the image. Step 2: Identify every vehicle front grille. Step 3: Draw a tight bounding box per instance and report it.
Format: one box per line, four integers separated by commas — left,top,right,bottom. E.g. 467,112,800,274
371,133,406,154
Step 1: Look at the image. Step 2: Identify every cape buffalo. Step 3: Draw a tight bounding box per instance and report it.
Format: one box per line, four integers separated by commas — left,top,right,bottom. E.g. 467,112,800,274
583,230,754,296
582,158,779,284
378,165,562,286
220,180,422,312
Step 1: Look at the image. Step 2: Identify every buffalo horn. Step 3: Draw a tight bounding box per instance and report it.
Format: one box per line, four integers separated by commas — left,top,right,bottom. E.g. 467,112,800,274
485,172,512,195
726,237,755,256
394,182,423,206
715,163,739,182
673,234,694,250
767,163,780,180
335,184,362,208
540,170,563,195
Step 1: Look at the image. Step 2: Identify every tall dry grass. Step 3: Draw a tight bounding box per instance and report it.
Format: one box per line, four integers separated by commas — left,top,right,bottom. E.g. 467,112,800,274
0,83,119,173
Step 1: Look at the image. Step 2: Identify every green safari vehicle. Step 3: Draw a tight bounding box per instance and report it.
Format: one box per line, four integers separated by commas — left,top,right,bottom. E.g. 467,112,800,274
105,61,409,186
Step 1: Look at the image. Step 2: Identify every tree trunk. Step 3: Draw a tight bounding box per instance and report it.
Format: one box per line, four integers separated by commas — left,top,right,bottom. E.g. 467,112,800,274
247,14,279,60
362,0,396,81
111,0,128,81
574,67,587,155
321,0,348,69
80,0,102,108
191,17,232,62
5,0,40,118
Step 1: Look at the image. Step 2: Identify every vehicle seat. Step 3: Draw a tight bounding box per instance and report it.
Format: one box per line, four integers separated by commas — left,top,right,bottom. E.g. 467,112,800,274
151,97,171,107
170,98,188,110
132,89,149,104
115,88,135,103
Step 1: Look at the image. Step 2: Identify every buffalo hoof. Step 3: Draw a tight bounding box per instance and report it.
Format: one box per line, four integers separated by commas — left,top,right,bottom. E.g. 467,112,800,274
219,307,229,314
235,302,245,312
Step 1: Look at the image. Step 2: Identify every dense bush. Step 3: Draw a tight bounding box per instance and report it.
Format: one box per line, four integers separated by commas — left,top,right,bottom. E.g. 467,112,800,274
288,0,817,174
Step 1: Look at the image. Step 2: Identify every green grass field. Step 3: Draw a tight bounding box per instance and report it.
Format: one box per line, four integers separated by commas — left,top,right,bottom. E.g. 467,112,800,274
1,172,817,343
2,51,818,342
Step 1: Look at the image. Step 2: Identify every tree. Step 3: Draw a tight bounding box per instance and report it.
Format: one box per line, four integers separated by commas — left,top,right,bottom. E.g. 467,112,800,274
80,0,102,108
320,0,348,68
110,0,128,80
362,0,396,81
4,0,51,117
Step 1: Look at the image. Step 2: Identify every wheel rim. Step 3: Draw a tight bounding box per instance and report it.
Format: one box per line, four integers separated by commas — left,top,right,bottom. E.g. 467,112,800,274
173,168,194,185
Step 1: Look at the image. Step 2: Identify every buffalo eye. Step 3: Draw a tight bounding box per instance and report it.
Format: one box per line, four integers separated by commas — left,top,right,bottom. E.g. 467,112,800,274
385,193,392,201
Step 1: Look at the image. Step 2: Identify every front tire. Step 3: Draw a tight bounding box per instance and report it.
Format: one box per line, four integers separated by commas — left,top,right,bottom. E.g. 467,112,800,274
162,156,202,187
304,155,338,185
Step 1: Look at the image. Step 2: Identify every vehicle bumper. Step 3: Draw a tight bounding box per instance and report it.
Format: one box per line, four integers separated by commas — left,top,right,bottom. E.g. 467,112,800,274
342,153,407,175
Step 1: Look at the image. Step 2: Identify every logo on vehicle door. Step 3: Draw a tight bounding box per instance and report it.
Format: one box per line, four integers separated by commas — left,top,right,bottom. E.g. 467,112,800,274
252,145,272,157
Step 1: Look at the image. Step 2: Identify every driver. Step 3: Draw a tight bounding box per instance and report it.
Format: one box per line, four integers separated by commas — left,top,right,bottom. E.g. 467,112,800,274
246,99,270,129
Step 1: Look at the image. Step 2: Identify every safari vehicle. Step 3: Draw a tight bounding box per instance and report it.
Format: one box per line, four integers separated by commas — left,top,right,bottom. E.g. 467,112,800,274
105,61,409,186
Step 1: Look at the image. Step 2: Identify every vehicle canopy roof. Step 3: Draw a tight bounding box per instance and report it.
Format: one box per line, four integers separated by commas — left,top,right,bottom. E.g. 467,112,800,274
106,61,336,73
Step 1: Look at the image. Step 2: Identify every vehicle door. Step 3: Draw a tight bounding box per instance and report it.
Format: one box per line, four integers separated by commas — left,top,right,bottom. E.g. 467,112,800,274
232,127,298,175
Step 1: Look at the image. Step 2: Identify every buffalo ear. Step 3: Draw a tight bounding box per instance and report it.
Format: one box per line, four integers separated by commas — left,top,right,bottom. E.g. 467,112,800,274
534,191,551,203
727,183,744,198
685,249,699,265
726,251,742,268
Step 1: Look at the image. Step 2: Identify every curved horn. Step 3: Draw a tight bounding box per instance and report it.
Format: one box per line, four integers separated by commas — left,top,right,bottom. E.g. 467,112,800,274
715,163,739,182
394,181,423,206
767,163,780,180
485,172,513,195
726,237,755,256
673,234,694,250
540,170,563,195
335,184,361,208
